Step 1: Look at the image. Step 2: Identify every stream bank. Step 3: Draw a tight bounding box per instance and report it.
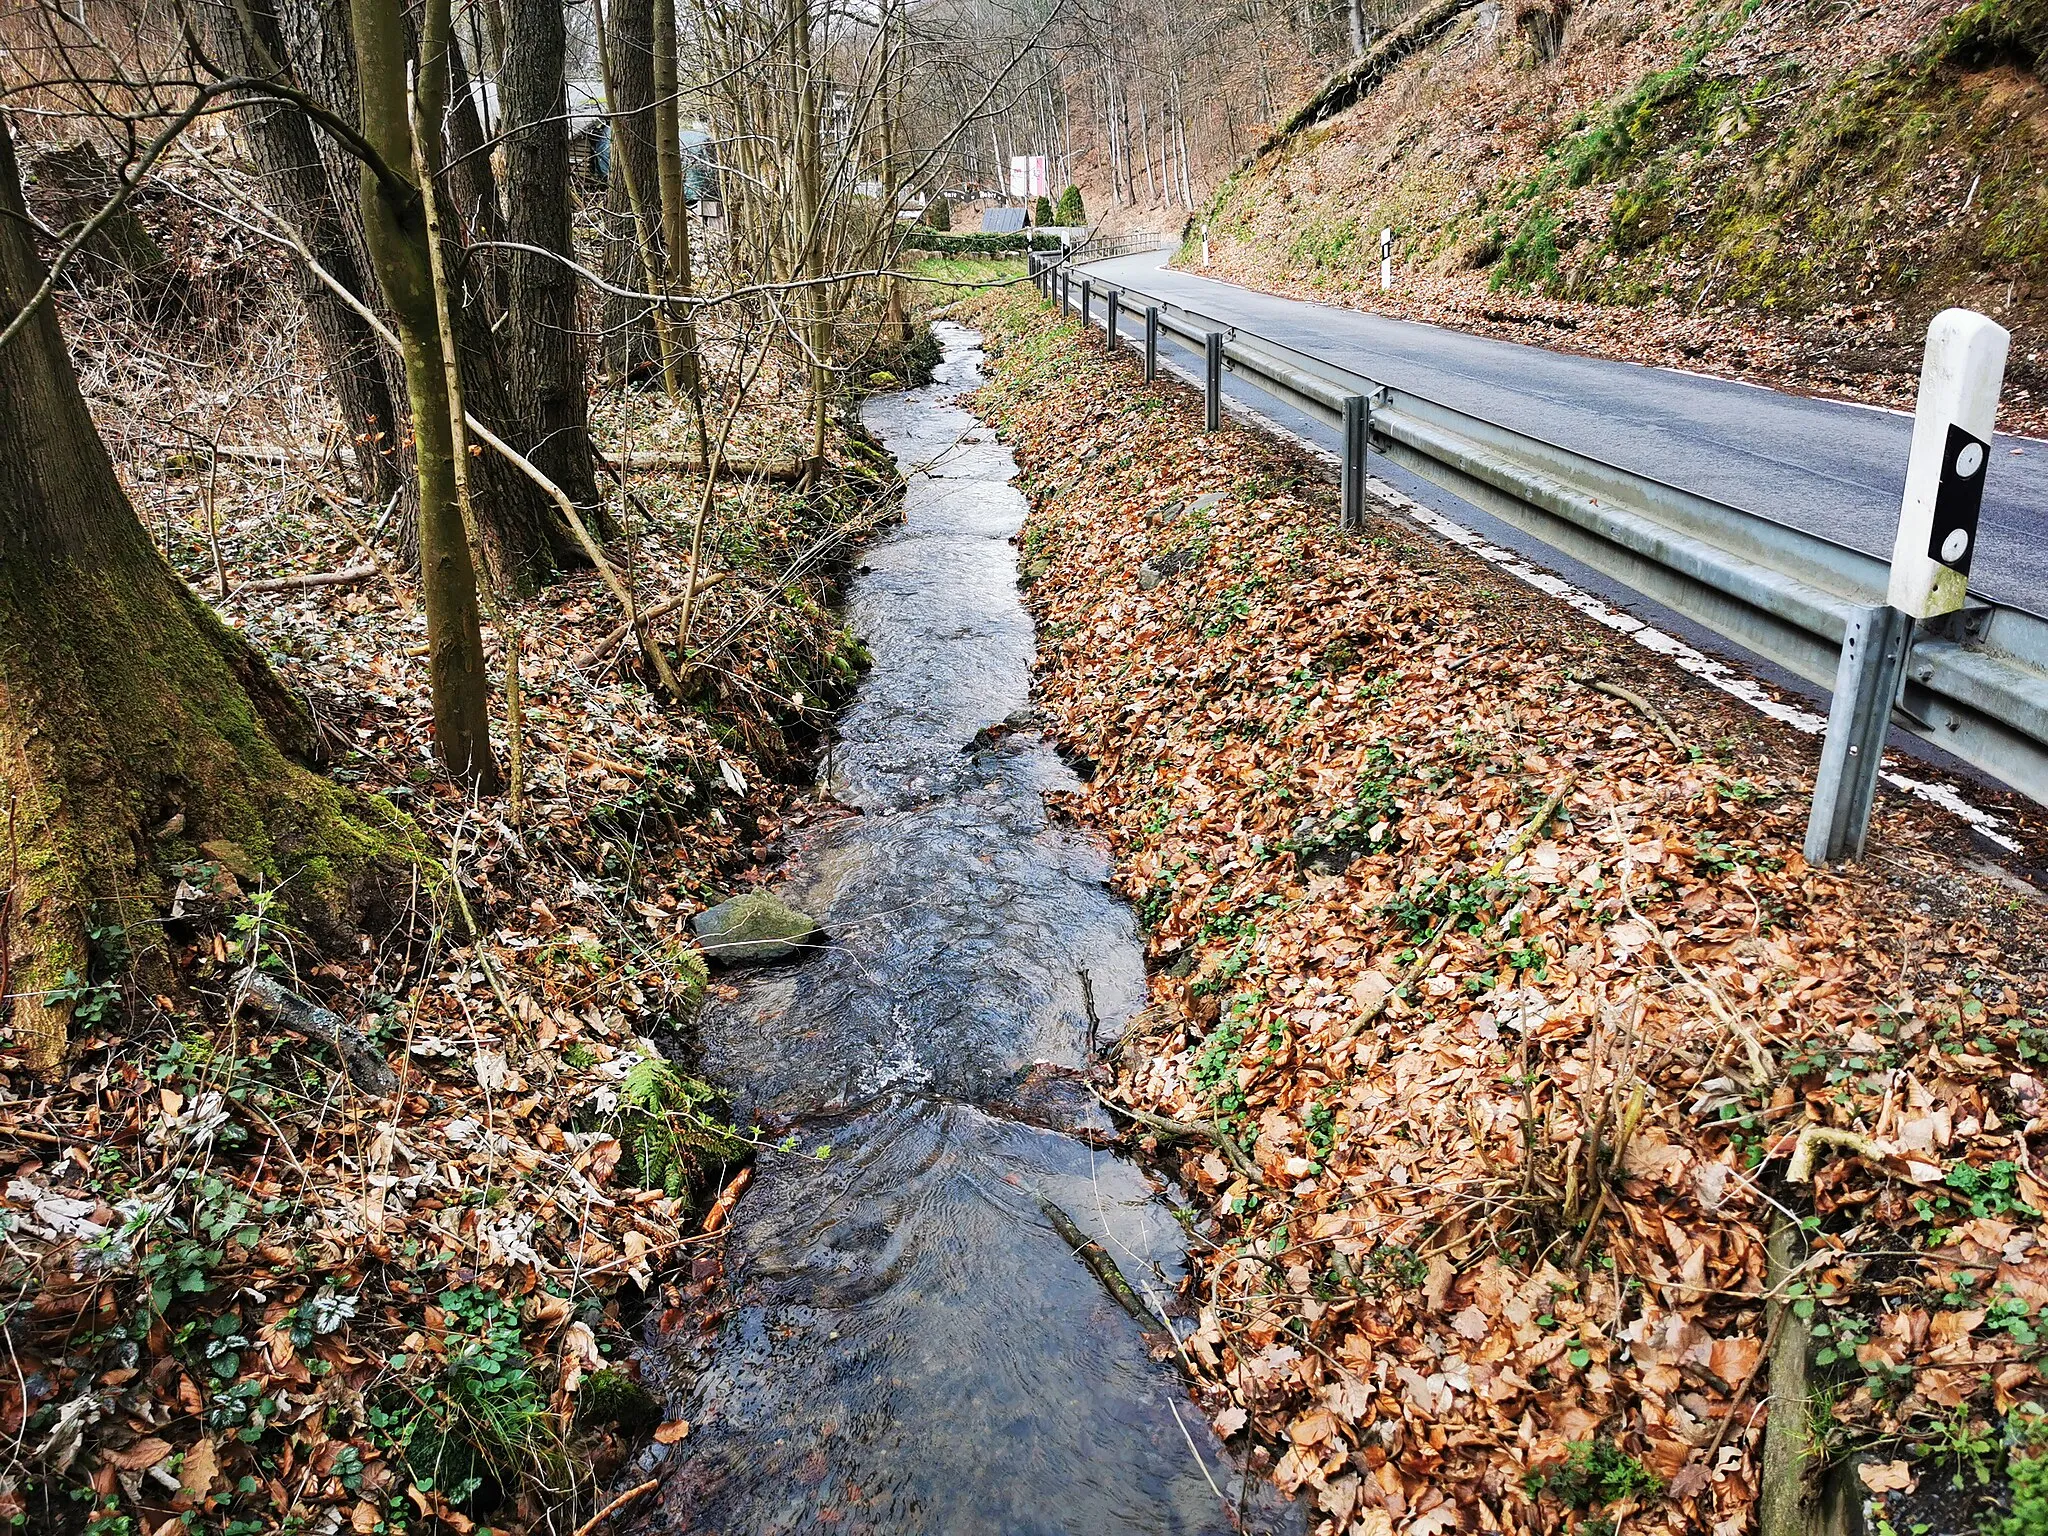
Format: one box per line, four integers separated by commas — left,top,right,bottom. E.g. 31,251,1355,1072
960,288,2048,1536
632,324,1298,1535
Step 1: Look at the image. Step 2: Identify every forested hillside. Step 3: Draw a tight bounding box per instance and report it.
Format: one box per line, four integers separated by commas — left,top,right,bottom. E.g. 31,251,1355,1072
1193,0,2048,420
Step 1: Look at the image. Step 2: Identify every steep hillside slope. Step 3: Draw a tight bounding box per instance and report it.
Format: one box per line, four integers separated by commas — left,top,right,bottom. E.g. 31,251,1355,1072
1190,0,2048,431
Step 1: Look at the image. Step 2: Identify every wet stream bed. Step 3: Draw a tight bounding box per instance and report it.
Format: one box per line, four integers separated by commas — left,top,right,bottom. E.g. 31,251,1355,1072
628,325,1301,1535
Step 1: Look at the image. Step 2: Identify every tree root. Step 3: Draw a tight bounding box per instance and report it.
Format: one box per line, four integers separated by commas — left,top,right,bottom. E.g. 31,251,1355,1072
241,972,399,1096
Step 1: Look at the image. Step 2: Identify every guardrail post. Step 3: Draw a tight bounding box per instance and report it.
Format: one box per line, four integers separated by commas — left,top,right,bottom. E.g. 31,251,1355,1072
1144,307,1158,382
1106,289,1120,352
1804,308,2009,865
1804,605,1914,865
1080,278,1092,330
1204,332,1223,431
1341,394,1368,531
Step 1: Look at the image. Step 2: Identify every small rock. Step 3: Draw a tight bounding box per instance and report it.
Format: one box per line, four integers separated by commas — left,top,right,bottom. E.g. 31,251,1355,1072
691,891,820,966
199,839,259,883
1188,491,1225,517
1137,545,1199,590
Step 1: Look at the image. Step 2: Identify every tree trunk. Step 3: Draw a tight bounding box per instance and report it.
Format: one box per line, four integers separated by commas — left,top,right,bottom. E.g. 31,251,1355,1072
0,119,410,1077
197,0,407,511
501,0,602,511
652,0,706,423
265,0,588,585
349,0,501,789
442,27,506,313
599,0,664,382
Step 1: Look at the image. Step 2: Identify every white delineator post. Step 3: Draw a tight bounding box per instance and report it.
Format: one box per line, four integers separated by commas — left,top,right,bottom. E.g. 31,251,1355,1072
1379,227,1393,292
1804,309,2009,866
1886,309,2008,622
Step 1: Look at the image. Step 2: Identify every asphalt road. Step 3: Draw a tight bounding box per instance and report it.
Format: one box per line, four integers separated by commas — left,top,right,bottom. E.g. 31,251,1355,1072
1083,251,2048,617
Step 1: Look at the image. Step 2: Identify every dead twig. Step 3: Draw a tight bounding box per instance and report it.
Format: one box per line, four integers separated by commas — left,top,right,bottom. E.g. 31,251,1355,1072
571,1479,660,1536
1036,1190,1154,1323
1587,678,1684,756
568,573,737,669
1697,1309,1783,1470
1094,1090,1270,1189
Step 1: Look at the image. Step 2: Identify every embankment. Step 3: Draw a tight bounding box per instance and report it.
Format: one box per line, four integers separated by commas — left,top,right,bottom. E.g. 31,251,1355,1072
968,285,2048,1535
1195,0,2048,430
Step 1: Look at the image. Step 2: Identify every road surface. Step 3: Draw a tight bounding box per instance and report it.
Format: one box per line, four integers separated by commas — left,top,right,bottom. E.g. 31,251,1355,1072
1081,250,2048,617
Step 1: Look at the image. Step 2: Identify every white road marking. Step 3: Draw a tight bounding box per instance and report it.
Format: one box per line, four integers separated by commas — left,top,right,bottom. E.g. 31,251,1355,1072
1150,354,2025,853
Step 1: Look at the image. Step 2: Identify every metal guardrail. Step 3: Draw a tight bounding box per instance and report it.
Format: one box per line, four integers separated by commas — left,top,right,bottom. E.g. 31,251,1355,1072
1075,230,1176,263
1027,251,2048,816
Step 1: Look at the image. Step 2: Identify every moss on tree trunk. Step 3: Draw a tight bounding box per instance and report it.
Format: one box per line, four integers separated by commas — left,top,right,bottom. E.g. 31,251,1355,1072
0,120,416,1077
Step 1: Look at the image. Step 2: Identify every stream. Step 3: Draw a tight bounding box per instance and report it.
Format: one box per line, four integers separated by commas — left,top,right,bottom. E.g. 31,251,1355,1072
630,324,1300,1535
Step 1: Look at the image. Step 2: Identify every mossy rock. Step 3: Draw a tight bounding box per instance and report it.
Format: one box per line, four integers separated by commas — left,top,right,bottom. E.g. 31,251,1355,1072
691,891,819,966
577,1368,662,1437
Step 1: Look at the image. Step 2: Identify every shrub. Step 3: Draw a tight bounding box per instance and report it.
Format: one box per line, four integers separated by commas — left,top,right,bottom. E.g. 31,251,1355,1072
1991,1407,2048,1536
1035,193,1055,226
1055,184,1085,225
901,229,1063,253
926,194,951,231
1525,1439,1662,1510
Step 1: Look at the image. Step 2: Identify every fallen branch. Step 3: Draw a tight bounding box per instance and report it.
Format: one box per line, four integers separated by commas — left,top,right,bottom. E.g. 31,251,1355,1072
607,451,807,481
1786,1122,1888,1183
295,481,413,613
240,972,398,1096
1036,1191,1154,1323
234,563,379,594
568,572,738,669
566,747,651,782
571,1480,660,1536
1485,780,1573,878
1094,1091,1270,1189
1587,679,1684,756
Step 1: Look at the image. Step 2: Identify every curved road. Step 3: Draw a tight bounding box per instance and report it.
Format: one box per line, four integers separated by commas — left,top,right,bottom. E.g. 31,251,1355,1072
1083,251,2048,617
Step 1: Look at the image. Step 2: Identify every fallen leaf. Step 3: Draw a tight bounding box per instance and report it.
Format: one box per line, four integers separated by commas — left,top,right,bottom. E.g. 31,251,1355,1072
1858,1459,1914,1493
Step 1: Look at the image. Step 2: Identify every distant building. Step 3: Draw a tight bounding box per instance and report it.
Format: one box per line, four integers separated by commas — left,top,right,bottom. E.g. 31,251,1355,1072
981,206,1026,235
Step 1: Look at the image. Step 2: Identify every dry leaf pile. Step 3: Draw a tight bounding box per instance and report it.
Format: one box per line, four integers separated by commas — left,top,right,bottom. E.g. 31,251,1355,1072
968,290,2048,1536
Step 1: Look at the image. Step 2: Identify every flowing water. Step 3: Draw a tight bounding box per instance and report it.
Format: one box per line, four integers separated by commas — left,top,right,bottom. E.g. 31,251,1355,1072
632,325,1301,1536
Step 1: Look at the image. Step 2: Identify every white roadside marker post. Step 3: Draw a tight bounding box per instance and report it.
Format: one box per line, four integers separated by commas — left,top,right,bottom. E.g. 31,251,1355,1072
1803,309,2009,866
1379,227,1392,292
